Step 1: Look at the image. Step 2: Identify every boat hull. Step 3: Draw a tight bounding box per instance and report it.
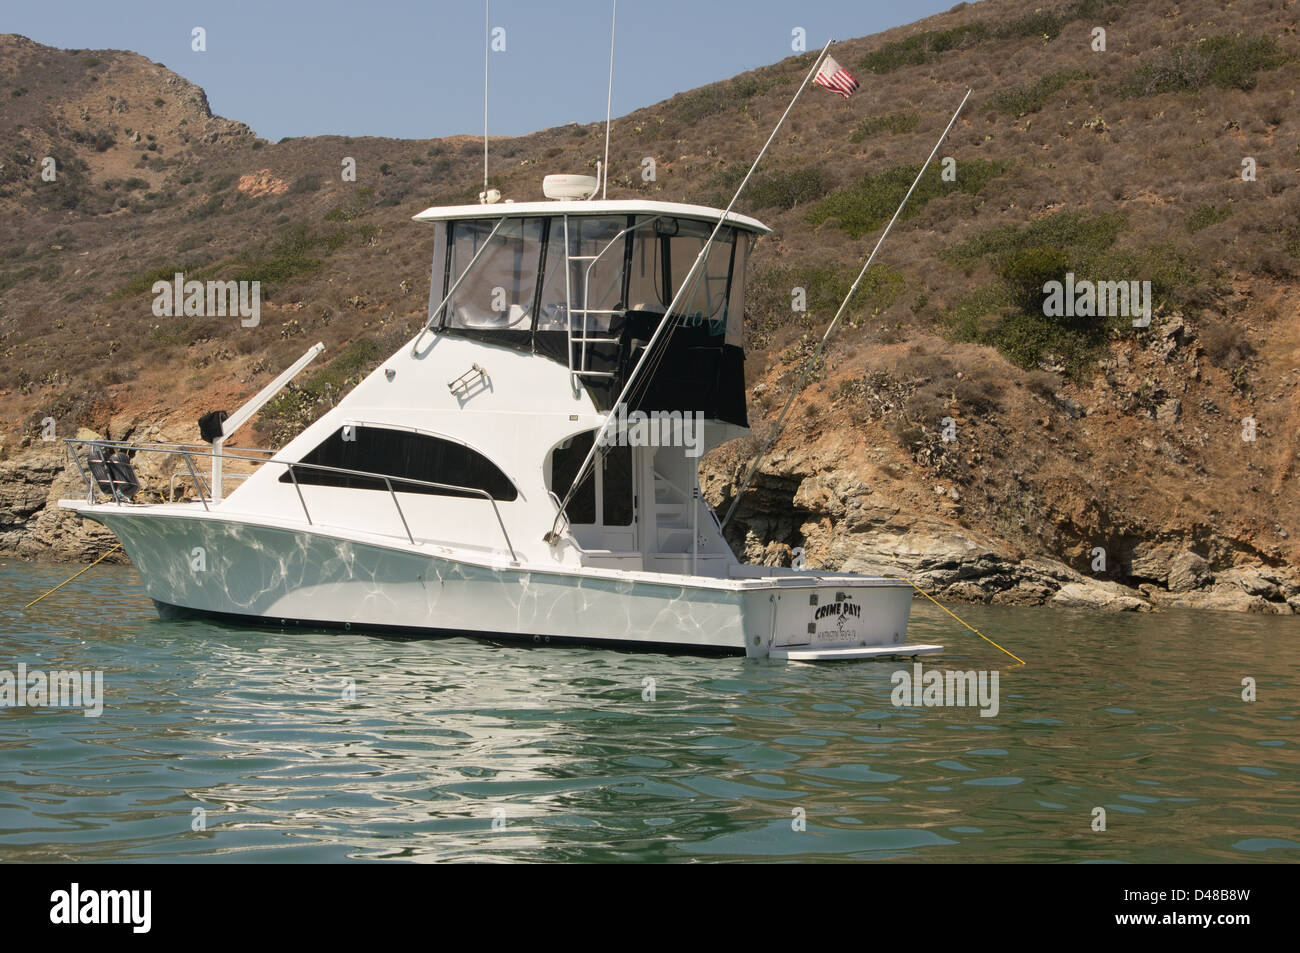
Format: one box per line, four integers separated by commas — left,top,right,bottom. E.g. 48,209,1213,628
72,505,938,660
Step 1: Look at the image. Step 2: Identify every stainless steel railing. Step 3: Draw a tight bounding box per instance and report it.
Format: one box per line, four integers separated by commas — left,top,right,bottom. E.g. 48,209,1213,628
62,438,519,562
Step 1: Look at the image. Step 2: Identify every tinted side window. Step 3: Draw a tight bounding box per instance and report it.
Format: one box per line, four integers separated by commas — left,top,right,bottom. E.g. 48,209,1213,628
549,431,596,524
280,427,518,501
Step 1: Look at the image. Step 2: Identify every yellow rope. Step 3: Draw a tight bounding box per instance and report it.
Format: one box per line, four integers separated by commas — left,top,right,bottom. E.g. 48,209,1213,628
24,544,122,609
900,576,1026,666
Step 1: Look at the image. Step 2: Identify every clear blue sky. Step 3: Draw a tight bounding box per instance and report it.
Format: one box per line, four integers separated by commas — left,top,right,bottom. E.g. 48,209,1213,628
4,0,962,141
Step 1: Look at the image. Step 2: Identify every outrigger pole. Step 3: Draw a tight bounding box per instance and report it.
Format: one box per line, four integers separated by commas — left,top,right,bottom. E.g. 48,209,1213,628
720,88,973,533
546,39,838,543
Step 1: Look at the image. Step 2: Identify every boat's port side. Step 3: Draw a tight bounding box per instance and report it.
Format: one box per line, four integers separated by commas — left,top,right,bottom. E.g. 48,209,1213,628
64,503,936,660
73,507,754,653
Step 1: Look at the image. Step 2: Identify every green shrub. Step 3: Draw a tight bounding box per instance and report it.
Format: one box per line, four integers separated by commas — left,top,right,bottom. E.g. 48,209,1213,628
808,158,1004,238
1000,246,1071,313
289,173,321,194
674,72,782,120
859,34,929,74
747,263,905,347
1186,203,1232,232
858,23,989,74
944,209,1127,268
112,262,196,299
986,69,1087,116
993,0,1104,41
747,168,832,210
1131,35,1287,95
849,111,919,143
938,211,1204,374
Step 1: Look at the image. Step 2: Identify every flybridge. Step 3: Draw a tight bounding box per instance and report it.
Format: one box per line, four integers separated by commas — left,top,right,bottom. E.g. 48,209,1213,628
409,198,769,426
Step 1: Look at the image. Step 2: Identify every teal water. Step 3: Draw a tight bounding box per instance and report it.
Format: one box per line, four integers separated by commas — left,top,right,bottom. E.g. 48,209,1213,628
1,560,1296,863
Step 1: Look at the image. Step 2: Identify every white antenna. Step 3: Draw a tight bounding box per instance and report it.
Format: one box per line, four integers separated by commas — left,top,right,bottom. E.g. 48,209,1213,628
483,0,490,195
601,0,617,199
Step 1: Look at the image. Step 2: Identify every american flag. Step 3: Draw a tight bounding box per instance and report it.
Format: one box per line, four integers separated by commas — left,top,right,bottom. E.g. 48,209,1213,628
814,55,859,98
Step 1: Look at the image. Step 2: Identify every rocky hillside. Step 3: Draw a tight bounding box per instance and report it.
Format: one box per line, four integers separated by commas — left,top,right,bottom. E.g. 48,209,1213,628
2,0,1299,614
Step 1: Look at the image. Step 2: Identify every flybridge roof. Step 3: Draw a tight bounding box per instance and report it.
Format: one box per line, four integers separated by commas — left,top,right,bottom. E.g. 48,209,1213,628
411,199,771,235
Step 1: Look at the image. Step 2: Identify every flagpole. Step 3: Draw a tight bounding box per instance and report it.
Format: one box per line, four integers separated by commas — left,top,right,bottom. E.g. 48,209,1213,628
546,39,838,542
720,88,974,533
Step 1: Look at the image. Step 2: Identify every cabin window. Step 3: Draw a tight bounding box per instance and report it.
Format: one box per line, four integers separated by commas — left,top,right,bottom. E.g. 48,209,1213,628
427,222,448,318
627,219,738,334
444,218,544,331
627,216,665,313
725,231,752,346
281,426,518,501
536,216,626,332
667,219,733,335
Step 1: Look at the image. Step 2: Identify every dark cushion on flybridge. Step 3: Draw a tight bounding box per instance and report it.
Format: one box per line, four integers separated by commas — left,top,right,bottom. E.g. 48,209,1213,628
198,409,229,443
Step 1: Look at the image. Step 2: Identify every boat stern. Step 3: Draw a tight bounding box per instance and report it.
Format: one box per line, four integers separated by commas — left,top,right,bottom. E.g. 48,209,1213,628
742,575,942,661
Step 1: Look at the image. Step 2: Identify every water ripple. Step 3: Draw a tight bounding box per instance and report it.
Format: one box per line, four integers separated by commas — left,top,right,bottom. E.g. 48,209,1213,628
1,562,1297,862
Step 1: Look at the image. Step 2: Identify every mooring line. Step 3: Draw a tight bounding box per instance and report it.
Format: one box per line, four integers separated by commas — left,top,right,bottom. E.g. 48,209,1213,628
24,545,122,609
901,577,1026,666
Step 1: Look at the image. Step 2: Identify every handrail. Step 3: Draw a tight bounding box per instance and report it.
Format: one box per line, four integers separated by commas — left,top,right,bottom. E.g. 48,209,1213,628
62,438,518,562
651,466,724,537
650,466,689,503
178,449,211,509
382,476,414,544
412,215,509,355
171,471,249,502
570,215,664,384
285,464,311,525
547,490,572,537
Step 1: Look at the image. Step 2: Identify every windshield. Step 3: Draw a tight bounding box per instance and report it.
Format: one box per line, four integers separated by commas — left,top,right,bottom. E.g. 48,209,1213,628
429,214,752,345
443,218,543,330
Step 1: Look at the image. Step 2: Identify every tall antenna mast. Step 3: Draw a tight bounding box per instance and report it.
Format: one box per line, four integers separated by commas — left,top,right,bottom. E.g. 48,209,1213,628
483,0,490,195
601,0,617,199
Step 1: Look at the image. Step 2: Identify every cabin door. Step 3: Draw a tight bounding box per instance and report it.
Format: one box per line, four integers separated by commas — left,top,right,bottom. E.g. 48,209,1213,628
551,432,638,552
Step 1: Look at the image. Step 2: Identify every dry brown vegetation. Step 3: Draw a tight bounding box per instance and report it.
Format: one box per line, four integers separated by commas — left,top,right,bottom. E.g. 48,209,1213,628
1,0,1299,583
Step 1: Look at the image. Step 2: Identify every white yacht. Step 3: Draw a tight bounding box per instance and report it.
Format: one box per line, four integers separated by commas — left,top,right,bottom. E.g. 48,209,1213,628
59,174,942,661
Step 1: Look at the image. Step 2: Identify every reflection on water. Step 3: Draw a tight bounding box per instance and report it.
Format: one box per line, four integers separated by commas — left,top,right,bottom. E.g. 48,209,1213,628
1,560,1297,862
